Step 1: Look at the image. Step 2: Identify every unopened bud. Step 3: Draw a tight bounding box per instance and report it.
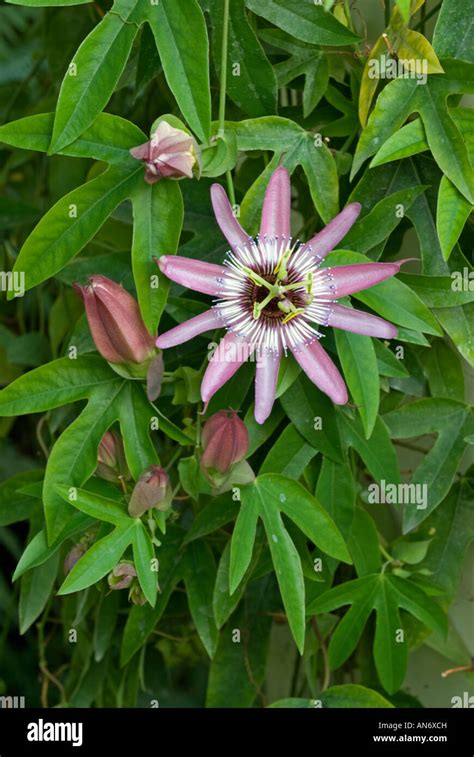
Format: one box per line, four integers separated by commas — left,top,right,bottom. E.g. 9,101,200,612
73,275,157,377
128,465,172,517
63,544,86,575
107,561,136,590
200,409,249,475
97,430,130,482
130,120,200,184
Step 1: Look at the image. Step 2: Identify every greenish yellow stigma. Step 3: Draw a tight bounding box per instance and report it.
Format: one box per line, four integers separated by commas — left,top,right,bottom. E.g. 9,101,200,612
243,262,315,322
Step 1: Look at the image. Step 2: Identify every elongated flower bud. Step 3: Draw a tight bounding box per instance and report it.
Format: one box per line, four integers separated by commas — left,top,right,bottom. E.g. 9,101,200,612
128,465,172,517
97,430,130,482
130,120,199,184
73,275,155,370
108,561,137,590
63,544,86,575
200,410,249,475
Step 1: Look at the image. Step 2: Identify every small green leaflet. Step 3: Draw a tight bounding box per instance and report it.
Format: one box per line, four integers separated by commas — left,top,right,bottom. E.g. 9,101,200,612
308,573,447,693
229,474,351,653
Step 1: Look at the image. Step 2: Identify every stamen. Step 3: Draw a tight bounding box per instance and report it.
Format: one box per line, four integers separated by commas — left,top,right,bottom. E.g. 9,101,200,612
282,308,305,325
241,266,274,292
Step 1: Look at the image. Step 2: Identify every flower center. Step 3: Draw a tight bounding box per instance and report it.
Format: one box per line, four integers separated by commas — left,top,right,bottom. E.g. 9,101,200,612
242,263,313,324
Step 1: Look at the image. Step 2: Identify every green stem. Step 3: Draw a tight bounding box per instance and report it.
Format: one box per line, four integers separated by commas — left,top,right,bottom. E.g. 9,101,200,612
413,1,442,30
217,0,230,137
226,169,236,206
380,543,392,562
384,0,391,27
420,2,426,34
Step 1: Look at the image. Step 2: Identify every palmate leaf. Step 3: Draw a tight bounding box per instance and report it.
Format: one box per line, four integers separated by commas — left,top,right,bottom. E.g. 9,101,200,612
259,28,329,118
352,60,474,204
225,116,339,227
308,573,447,694
383,399,474,532
54,485,158,606
0,356,164,542
229,474,351,653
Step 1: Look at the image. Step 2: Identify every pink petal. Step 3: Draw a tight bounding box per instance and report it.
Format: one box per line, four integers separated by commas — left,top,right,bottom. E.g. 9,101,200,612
254,351,280,424
201,333,253,405
159,153,194,178
157,255,228,296
260,166,291,240
321,260,406,299
156,309,222,349
130,142,151,161
304,203,361,260
328,303,397,339
290,340,348,405
210,184,250,250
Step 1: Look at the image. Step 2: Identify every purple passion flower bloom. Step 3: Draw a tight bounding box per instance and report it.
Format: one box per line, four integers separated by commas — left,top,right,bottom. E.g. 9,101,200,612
156,167,405,424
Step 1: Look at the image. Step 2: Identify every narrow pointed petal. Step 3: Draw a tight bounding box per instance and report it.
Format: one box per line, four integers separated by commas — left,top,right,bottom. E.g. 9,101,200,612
328,304,397,339
321,260,406,299
201,333,253,405
130,142,150,161
260,166,291,240
157,255,228,295
254,351,281,424
156,309,222,349
74,284,125,363
211,184,250,250
304,203,361,259
290,340,348,405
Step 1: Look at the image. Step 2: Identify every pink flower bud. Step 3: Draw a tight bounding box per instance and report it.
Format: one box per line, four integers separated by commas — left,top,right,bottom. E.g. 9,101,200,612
107,561,137,590
130,120,199,184
97,430,130,482
73,275,155,367
63,544,87,575
200,410,249,475
128,465,172,517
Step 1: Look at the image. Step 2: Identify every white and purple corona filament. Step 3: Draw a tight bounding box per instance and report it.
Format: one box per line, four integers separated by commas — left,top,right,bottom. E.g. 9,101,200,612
156,167,407,424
